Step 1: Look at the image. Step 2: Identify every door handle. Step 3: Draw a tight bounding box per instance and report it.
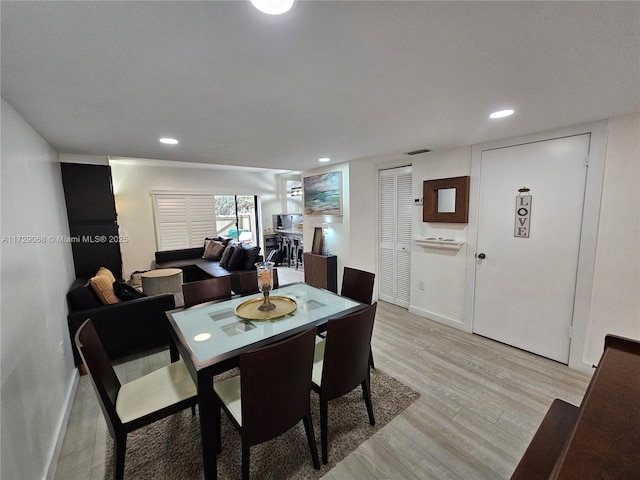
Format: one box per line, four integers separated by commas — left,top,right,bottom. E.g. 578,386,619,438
477,253,486,259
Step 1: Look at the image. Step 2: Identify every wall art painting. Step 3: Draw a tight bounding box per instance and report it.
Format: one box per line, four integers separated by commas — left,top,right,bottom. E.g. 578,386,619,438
303,171,342,215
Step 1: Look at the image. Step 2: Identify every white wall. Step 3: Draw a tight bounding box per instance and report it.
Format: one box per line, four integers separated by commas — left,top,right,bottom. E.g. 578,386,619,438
584,113,640,365
402,115,639,369
1,99,77,479
109,161,281,278
409,147,471,328
345,161,378,282
301,162,378,291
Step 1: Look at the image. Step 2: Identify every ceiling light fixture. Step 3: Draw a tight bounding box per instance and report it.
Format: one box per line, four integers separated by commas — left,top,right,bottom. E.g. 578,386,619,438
489,109,515,119
250,0,294,15
159,137,179,145
318,157,330,163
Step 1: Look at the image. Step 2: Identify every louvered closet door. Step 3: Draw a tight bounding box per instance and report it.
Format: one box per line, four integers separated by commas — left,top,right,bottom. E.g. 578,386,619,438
379,166,412,308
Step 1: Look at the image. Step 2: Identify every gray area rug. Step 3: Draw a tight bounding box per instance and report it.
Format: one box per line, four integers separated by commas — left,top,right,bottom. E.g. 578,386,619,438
105,368,419,479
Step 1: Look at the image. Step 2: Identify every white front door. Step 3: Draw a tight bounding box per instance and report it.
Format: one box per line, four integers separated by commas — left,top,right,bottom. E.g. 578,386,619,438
473,134,590,363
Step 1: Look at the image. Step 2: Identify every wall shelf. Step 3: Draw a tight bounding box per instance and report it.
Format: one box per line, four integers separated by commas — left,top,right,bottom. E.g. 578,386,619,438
414,238,464,251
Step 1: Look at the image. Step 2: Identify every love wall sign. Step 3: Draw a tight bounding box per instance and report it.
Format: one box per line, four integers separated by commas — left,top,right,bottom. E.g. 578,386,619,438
514,190,532,238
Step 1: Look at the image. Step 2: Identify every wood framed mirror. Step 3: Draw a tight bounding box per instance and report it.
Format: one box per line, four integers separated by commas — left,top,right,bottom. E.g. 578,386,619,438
423,176,470,223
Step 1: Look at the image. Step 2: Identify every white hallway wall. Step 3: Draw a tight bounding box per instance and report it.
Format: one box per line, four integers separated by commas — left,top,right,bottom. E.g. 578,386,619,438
585,113,640,360
301,162,378,293
109,161,281,278
1,99,77,480
406,113,639,368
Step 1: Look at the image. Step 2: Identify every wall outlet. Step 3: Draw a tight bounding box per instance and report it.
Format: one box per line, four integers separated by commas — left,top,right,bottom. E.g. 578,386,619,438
59,341,65,360
418,280,425,290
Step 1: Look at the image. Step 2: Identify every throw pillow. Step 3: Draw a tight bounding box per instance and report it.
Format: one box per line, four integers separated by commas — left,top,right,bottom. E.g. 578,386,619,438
203,240,225,260
219,245,235,269
113,281,147,301
228,246,247,271
243,245,261,270
96,266,117,283
90,271,121,305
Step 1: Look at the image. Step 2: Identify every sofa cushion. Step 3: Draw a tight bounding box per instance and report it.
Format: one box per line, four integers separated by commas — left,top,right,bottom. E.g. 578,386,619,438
68,279,102,311
155,247,205,264
91,268,121,305
219,245,235,269
227,246,247,271
113,281,147,301
203,240,225,260
243,245,261,270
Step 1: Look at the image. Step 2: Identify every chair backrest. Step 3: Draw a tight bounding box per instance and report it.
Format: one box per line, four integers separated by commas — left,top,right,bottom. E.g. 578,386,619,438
341,267,375,305
74,319,123,435
182,276,232,308
321,303,378,400
233,269,279,296
240,327,316,446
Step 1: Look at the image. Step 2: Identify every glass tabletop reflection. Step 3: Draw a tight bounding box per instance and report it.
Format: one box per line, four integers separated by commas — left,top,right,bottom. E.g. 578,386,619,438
169,283,361,364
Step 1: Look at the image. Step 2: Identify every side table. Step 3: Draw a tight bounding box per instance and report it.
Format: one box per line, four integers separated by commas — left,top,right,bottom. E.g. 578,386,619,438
141,268,184,307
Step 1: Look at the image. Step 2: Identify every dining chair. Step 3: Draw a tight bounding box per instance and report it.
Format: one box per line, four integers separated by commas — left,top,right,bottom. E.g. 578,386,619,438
75,319,198,480
231,268,279,296
182,276,232,308
312,302,378,464
339,266,376,368
214,327,320,480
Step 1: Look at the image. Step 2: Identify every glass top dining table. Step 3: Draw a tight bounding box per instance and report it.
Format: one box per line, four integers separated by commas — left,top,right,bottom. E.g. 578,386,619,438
166,282,364,480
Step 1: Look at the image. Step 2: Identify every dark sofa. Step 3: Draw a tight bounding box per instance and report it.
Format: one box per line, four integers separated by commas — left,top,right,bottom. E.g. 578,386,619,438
66,278,176,366
153,241,263,294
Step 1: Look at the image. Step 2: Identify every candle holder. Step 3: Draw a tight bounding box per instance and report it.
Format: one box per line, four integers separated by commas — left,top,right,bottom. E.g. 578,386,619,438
255,261,276,311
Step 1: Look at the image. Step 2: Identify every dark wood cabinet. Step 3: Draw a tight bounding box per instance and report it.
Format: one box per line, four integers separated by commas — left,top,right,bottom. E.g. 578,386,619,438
61,163,123,280
303,253,337,293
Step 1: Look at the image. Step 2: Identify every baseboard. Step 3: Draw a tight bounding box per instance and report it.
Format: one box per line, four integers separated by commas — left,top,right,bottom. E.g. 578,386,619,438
408,306,467,331
45,368,80,480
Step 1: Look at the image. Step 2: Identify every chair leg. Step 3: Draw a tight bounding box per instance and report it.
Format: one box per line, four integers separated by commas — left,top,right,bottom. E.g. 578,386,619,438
113,434,127,480
303,414,321,470
215,401,222,454
362,379,376,426
242,442,251,480
320,397,329,464
369,347,375,370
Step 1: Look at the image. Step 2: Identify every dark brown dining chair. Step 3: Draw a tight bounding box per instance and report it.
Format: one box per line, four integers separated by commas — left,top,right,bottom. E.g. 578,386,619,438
182,276,232,308
340,266,376,368
231,268,279,296
214,328,320,480
75,319,197,480
312,302,378,464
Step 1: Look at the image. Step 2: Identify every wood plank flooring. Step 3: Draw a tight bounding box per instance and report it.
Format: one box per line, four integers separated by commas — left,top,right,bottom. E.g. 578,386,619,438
55,268,591,479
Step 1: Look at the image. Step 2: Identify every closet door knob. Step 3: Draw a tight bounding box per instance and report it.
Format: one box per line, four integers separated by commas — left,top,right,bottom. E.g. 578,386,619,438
477,253,486,259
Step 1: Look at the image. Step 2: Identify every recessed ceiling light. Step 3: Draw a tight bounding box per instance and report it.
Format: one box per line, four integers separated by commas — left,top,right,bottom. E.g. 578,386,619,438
250,0,294,15
318,157,330,163
159,137,179,145
489,109,515,119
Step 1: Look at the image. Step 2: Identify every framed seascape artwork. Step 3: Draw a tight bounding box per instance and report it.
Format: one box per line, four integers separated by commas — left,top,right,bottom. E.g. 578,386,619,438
303,171,342,215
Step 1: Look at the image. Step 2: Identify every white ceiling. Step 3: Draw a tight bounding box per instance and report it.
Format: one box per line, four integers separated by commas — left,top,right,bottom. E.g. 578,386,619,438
2,1,639,173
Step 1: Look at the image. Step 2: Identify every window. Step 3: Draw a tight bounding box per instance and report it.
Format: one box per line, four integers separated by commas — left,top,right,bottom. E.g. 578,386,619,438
153,193,258,251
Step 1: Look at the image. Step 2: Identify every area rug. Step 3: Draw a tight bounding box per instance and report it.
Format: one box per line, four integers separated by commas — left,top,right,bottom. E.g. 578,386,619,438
104,368,419,479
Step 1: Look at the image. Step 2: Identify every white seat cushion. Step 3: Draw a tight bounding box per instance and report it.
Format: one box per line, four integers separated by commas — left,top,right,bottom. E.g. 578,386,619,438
214,375,242,425
116,360,196,424
311,338,326,387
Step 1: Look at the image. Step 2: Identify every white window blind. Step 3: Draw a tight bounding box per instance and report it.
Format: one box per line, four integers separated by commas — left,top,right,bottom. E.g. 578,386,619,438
153,193,217,250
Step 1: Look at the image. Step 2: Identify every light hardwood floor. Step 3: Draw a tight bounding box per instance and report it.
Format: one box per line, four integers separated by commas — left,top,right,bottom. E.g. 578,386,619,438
55,267,591,480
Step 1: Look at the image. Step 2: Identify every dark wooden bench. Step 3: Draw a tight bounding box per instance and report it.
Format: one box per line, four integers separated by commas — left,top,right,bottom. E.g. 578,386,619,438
511,334,640,479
